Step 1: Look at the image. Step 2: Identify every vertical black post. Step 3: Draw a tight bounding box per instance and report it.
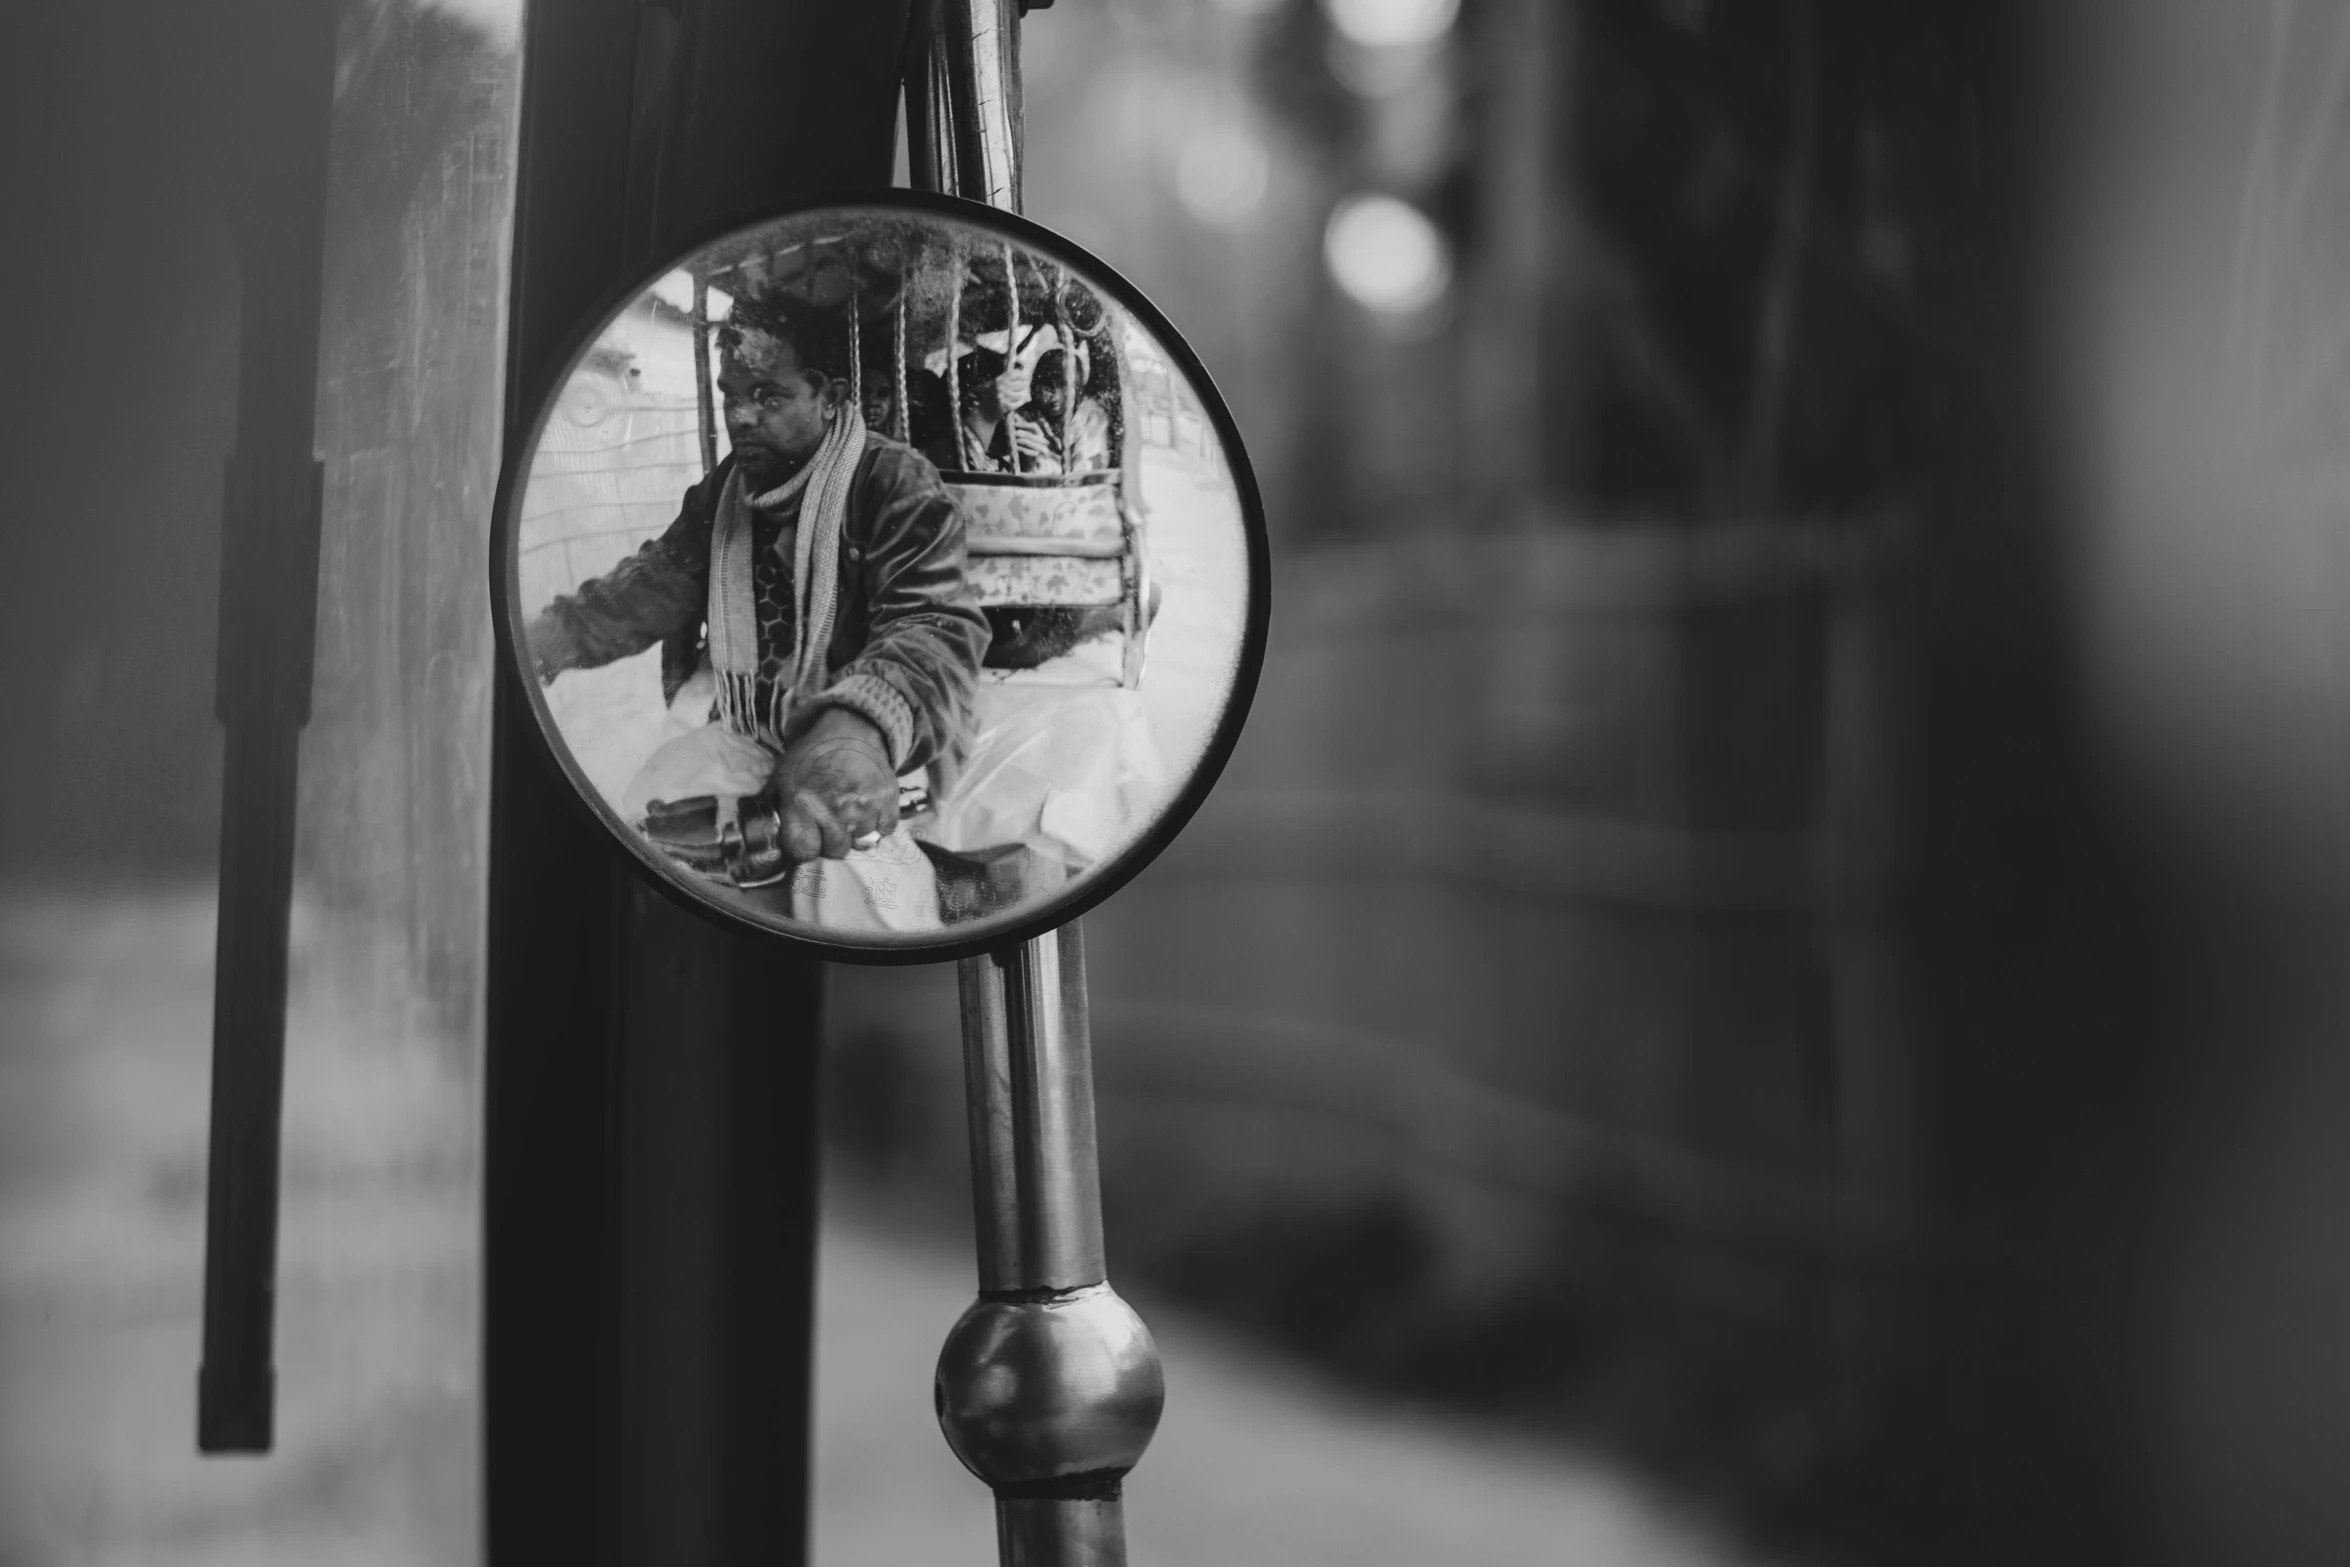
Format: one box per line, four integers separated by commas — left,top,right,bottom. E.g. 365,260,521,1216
485,3,913,1564
197,0,339,1456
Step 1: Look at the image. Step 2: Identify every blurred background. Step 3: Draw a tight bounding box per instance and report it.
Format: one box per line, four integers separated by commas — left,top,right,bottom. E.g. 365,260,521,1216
3,0,2350,1562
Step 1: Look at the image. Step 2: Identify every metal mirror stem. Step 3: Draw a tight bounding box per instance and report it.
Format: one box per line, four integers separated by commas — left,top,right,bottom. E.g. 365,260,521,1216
908,0,1024,210
914,6,1164,1562
958,928,1106,1292
942,930,1162,1567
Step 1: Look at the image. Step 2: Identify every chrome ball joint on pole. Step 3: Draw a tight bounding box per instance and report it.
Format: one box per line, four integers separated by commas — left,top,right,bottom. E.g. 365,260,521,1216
939,925,1164,1565
935,1286,1165,1494
936,1290,1166,1563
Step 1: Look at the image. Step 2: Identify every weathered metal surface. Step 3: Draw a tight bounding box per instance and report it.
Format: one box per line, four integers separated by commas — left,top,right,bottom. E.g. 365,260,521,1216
935,1285,1165,1487
932,0,1025,211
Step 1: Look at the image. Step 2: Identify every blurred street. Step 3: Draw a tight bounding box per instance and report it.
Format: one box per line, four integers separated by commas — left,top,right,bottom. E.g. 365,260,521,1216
0,886,1757,1567
816,1205,1763,1567
0,890,477,1567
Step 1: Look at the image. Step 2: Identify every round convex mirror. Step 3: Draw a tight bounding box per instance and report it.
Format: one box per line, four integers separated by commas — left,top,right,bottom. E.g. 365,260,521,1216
493,194,1268,960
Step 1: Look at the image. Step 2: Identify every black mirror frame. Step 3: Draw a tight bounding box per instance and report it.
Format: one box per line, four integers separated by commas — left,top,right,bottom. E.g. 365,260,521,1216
489,189,1272,964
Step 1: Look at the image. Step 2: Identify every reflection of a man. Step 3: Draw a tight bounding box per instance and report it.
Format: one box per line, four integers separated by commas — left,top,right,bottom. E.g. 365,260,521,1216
526,291,990,930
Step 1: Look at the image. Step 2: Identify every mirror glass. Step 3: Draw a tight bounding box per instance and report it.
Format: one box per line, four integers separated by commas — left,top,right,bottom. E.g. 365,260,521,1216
500,198,1263,955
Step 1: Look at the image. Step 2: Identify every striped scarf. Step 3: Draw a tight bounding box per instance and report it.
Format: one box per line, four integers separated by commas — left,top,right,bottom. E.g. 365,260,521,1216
706,406,866,748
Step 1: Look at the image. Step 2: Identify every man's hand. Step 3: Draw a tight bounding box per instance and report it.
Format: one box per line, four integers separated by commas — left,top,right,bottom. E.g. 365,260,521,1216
774,706,898,861
523,609,580,685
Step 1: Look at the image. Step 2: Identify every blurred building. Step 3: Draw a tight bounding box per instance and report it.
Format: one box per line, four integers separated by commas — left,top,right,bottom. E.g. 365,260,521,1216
0,3,512,1559
835,2,2350,1563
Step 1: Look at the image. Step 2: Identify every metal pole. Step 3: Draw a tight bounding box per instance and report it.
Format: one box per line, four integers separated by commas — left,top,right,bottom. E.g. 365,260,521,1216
909,8,1162,1559
199,0,338,1455
930,0,1024,211
938,926,1162,1566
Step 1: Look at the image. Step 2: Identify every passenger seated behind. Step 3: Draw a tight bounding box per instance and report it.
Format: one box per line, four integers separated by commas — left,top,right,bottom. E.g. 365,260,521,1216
859,352,951,447
923,347,1059,474
1027,347,1114,472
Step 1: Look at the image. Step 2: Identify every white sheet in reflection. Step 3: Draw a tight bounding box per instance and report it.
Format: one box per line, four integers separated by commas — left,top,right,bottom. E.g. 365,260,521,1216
921,637,1170,876
547,637,1162,929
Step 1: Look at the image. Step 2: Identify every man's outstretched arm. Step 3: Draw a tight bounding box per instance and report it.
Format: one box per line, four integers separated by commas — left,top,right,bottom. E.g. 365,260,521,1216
525,478,718,681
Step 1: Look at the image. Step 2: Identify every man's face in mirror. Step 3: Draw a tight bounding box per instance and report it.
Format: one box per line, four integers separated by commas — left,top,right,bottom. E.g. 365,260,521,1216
718,326,836,487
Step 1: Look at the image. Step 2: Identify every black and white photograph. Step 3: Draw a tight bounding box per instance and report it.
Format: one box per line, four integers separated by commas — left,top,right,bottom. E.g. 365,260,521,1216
5,1,2350,1565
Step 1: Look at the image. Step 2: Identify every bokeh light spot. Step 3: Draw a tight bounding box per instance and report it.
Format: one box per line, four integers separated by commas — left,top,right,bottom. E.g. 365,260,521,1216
1177,125,1273,230
1324,195,1452,316
1322,0,1458,49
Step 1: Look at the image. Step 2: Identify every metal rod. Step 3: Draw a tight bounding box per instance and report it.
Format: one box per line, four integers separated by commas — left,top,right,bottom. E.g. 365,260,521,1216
940,927,1159,1567
199,716,301,1452
913,12,1162,1559
935,0,1023,210
966,536,1123,560
199,0,339,1451
956,926,1106,1292
998,1496,1129,1567
904,0,958,199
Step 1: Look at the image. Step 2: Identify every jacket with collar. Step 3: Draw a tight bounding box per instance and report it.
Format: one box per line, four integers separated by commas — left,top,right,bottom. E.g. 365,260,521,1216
528,433,992,775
